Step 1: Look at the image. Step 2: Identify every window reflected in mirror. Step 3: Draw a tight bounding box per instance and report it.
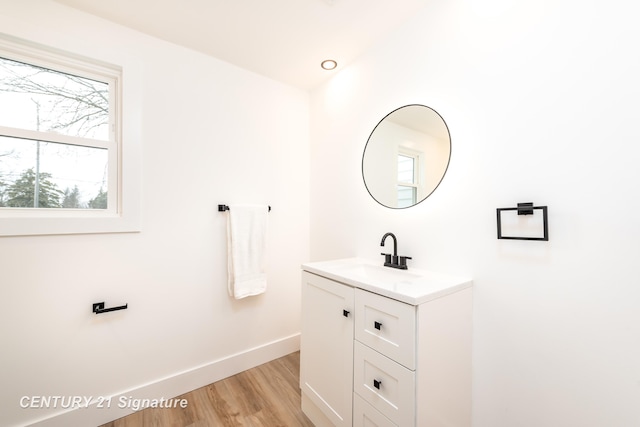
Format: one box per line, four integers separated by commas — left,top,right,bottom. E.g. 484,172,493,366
397,152,419,207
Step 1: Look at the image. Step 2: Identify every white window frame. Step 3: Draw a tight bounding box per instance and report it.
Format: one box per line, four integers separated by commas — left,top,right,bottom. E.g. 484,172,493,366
396,148,421,206
0,35,140,236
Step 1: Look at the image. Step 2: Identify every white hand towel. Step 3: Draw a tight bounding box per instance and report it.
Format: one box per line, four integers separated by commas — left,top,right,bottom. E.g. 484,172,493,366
226,204,268,299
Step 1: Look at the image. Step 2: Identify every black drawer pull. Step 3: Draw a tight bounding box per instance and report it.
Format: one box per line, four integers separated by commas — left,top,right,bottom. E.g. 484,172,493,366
374,321,382,330
373,379,382,390
343,310,350,317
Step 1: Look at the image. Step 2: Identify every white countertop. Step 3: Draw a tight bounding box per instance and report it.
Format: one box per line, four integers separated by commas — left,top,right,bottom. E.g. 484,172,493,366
302,257,472,305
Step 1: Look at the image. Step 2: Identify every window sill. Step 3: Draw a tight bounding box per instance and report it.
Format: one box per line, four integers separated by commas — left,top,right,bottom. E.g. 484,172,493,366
0,210,140,236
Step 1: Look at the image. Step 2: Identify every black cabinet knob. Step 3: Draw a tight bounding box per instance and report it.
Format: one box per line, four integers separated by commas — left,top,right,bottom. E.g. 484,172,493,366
343,310,350,317
373,379,382,390
374,321,382,330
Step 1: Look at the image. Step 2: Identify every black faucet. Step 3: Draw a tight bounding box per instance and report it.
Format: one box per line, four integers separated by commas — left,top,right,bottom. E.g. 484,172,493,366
380,232,412,270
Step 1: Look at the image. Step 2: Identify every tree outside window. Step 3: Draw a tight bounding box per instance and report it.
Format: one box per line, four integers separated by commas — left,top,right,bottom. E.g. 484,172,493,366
0,53,114,211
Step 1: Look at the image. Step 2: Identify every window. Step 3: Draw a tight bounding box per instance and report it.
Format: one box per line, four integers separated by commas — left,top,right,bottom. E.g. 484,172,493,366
397,151,419,208
0,36,138,236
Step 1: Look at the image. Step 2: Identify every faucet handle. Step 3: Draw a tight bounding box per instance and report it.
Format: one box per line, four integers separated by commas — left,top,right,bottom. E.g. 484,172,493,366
380,253,392,266
398,256,412,269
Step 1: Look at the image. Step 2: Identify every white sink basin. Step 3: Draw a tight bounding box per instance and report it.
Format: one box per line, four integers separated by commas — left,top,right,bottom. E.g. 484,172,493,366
330,262,422,283
302,258,472,305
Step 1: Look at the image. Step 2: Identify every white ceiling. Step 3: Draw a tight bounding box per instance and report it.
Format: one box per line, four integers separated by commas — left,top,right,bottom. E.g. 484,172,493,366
53,0,430,90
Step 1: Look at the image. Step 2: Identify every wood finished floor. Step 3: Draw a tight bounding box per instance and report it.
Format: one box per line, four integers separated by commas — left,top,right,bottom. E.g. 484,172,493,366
99,351,314,427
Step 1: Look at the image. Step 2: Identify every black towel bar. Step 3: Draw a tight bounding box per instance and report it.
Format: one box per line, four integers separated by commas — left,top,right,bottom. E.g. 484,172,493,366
218,204,271,212
93,302,128,314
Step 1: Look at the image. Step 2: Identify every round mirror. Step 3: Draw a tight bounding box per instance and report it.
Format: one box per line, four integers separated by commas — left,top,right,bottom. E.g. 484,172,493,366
362,104,451,209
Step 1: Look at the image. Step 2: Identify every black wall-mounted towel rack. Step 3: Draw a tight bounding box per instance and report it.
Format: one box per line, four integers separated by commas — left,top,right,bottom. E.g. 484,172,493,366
218,204,271,212
93,301,128,314
496,202,548,241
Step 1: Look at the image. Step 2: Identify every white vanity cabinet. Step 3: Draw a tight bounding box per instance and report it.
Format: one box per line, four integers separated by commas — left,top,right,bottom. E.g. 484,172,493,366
300,259,473,427
300,271,355,427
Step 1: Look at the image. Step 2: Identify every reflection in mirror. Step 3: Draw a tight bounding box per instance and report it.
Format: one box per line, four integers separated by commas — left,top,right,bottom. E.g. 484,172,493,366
362,104,451,209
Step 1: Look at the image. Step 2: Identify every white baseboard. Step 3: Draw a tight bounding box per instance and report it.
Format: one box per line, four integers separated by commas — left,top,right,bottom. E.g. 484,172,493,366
26,333,300,427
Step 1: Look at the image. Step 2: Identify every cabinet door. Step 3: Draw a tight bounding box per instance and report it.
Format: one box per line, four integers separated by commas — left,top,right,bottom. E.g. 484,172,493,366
301,272,354,427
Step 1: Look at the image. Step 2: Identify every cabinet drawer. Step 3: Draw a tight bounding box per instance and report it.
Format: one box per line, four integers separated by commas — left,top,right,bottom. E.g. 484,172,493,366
354,341,415,426
355,288,416,369
353,393,397,427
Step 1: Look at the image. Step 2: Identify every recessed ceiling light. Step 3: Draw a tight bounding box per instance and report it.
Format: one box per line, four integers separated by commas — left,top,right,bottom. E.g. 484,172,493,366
321,60,337,70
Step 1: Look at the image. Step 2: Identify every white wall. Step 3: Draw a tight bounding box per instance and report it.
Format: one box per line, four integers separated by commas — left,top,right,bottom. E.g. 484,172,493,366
310,0,640,426
0,1,309,426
